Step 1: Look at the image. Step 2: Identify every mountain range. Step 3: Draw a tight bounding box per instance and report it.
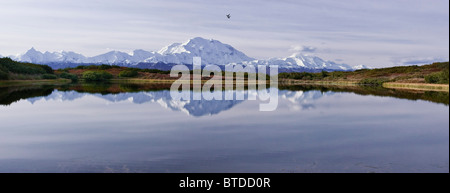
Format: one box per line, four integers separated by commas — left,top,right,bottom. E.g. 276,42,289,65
5,37,369,72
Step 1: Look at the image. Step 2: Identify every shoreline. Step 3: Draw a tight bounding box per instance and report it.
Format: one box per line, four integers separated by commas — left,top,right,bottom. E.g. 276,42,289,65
279,79,449,92
279,79,359,86
0,79,71,87
1,78,449,92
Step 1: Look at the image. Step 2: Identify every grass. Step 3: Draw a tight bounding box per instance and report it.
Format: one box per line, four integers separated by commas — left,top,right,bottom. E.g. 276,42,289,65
383,82,449,92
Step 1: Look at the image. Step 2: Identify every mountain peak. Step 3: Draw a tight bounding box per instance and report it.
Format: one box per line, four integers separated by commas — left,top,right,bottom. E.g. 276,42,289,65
158,43,186,55
184,37,227,48
155,37,254,65
20,47,44,63
26,47,40,53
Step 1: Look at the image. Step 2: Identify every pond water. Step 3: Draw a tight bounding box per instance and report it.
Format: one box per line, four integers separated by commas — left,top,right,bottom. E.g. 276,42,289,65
0,83,448,173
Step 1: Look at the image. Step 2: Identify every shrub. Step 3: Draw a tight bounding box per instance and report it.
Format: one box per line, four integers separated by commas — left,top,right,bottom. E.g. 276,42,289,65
330,71,345,79
41,74,57,79
119,70,138,78
41,65,54,74
76,65,87,69
60,72,78,82
100,71,113,79
82,71,113,81
425,73,440,84
0,69,9,80
140,69,170,74
425,70,449,84
440,70,449,84
82,71,100,81
98,64,112,70
320,70,329,78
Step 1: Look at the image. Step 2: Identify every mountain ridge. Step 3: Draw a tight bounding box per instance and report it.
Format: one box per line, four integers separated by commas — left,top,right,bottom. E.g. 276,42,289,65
4,37,367,71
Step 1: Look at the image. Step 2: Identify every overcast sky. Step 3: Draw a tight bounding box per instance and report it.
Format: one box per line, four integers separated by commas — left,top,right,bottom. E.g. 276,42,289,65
0,0,448,67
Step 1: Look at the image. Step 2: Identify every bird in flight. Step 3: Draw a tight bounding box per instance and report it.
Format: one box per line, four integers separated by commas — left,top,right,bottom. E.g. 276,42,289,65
226,14,231,19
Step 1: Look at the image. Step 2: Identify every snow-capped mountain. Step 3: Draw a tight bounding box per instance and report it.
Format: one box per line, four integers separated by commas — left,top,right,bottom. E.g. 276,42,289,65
17,47,44,63
130,49,158,63
245,53,353,71
153,37,255,65
7,37,368,71
88,51,132,64
18,47,87,64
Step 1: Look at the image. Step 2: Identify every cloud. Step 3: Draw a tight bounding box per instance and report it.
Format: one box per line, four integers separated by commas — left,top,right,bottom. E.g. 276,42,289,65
0,0,447,67
289,45,317,53
392,57,449,66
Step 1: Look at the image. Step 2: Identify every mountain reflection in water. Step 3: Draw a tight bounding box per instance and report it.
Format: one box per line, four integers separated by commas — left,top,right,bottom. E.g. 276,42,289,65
0,83,448,117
